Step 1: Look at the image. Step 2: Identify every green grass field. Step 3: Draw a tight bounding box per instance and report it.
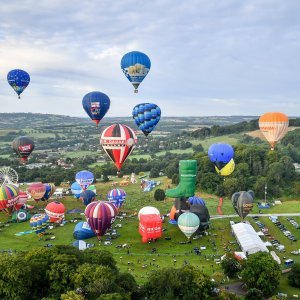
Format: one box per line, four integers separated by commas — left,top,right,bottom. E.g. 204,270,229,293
0,177,300,294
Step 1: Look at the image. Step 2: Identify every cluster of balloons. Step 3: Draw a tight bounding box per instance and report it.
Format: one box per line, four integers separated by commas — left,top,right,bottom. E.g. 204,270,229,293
208,143,235,176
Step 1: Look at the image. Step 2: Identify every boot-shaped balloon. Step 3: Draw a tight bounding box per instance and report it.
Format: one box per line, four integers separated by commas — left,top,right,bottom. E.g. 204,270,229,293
166,160,197,198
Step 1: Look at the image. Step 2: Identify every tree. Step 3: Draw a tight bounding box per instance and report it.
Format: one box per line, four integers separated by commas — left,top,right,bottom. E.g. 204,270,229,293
241,252,281,297
72,264,118,299
154,189,166,201
172,173,179,184
216,290,241,300
0,254,33,300
192,143,204,153
149,168,159,178
222,178,240,197
288,263,300,288
221,253,242,278
97,294,123,300
142,266,215,300
60,291,85,300
245,288,263,300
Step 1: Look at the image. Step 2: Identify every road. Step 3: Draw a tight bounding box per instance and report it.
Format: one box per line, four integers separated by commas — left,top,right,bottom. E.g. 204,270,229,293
211,213,300,219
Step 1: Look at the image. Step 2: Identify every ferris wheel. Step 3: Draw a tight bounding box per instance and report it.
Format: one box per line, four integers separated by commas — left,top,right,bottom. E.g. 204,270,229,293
0,167,19,186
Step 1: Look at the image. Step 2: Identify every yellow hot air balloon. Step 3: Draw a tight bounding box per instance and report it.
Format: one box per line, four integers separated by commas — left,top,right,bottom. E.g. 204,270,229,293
215,158,235,176
259,112,289,150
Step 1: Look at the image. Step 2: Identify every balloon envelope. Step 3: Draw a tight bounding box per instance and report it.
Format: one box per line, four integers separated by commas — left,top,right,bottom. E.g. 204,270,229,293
41,183,56,201
45,201,65,222
208,143,234,169
232,191,254,219
121,51,151,93
100,124,137,171
80,190,96,206
132,103,161,136
82,91,110,126
188,196,206,206
190,204,210,233
30,213,49,235
71,182,82,198
0,184,19,214
12,136,34,162
139,214,162,243
138,206,160,220
75,170,94,190
73,221,96,240
107,188,126,209
85,201,118,239
259,112,289,150
7,69,30,98
215,158,235,176
177,212,200,239
28,183,46,202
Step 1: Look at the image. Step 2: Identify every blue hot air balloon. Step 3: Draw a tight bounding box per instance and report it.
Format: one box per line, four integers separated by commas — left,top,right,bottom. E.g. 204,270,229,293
80,190,96,206
188,196,206,206
82,91,110,126
71,182,82,199
208,143,234,169
7,69,30,99
121,51,151,93
132,103,161,136
75,171,94,190
73,221,96,240
107,188,126,209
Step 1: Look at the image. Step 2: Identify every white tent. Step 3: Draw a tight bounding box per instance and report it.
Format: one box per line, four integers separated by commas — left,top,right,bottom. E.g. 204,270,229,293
231,222,269,255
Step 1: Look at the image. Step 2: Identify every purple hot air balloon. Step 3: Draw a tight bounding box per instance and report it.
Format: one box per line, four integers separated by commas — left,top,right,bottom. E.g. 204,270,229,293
84,201,118,240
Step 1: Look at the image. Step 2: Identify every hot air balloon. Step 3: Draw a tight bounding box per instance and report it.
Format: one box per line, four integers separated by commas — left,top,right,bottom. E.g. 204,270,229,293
231,191,254,219
30,213,49,237
73,221,96,240
259,112,289,150
41,183,56,201
188,196,206,206
87,185,97,194
121,51,151,93
12,136,34,163
100,124,137,172
27,182,46,202
138,206,160,220
45,201,65,223
12,209,31,222
190,203,210,233
82,91,111,126
139,214,162,243
71,182,82,198
7,69,30,98
14,191,28,210
177,212,200,239
0,184,19,214
208,143,234,169
215,158,235,176
132,103,161,136
107,188,126,209
75,170,94,190
80,190,96,206
85,201,118,240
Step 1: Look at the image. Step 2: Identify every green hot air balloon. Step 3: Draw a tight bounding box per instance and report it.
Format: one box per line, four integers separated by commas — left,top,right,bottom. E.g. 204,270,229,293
178,212,200,239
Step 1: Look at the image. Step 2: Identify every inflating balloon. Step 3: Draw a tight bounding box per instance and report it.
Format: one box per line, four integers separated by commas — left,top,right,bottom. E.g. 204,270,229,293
259,112,289,150
71,182,82,198
12,136,34,163
0,184,19,214
121,51,151,93
215,158,235,176
75,170,94,190
85,201,118,240
132,103,161,136
177,212,200,239
138,206,160,220
82,91,110,126
41,183,55,201
30,213,49,237
139,214,162,243
190,203,210,233
208,143,234,169
100,124,137,172
7,69,30,98
28,183,46,202
45,201,65,223
80,190,96,206
107,188,126,209
73,221,96,240
188,196,206,206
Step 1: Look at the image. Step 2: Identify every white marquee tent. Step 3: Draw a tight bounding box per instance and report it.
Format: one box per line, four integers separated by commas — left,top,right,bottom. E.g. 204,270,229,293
231,222,269,255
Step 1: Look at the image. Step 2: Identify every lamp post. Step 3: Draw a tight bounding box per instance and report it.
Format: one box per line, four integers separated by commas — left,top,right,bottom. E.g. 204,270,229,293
264,183,268,204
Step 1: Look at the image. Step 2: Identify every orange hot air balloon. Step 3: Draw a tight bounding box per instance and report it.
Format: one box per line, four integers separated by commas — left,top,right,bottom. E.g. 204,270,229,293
259,112,289,150
28,183,46,203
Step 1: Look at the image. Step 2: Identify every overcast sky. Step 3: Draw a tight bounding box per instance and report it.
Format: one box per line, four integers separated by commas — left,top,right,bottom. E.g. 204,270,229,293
0,0,299,117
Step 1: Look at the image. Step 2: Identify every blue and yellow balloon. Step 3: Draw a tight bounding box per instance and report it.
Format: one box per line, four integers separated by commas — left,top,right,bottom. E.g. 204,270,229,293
7,69,30,99
132,103,161,136
121,51,151,93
